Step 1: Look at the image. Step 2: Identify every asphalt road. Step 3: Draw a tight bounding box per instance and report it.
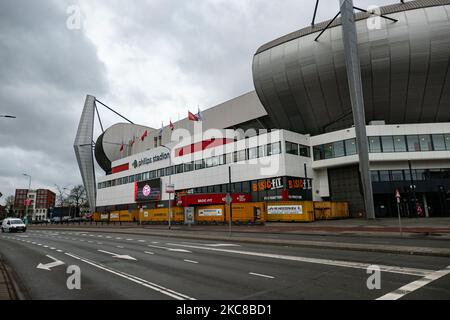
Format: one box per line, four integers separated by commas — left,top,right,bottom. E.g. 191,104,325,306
1,229,449,300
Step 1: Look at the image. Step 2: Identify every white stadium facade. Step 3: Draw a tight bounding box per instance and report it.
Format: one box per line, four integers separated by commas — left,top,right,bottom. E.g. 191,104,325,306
75,0,450,219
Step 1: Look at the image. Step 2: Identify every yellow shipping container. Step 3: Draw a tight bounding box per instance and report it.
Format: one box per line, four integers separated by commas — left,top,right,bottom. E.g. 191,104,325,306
224,202,266,223
139,207,184,223
195,205,226,223
314,202,349,220
109,210,134,222
266,201,315,222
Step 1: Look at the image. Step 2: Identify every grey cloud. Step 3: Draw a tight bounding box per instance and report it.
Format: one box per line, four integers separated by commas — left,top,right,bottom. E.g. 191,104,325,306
0,0,108,202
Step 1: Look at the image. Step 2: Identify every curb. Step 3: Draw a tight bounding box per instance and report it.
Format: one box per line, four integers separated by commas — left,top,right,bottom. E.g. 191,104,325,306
31,226,450,258
0,257,18,300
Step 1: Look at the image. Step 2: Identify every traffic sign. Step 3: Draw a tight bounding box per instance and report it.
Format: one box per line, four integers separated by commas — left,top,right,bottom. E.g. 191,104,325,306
225,193,233,205
166,184,175,194
395,189,401,199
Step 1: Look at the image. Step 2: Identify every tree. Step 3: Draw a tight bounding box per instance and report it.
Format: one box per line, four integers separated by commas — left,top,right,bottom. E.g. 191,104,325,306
68,185,87,217
4,195,15,217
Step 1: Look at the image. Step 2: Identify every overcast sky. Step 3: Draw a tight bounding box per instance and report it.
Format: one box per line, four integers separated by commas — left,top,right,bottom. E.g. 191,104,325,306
0,0,396,204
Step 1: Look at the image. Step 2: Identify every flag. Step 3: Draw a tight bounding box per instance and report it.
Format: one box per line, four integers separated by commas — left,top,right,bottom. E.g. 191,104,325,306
120,143,124,152
130,136,136,146
158,122,164,136
197,106,204,122
141,130,148,141
188,111,199,121
169,120,174,131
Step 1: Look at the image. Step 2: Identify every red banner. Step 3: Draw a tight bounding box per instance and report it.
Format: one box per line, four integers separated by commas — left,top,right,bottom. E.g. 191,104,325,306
177,193,251,207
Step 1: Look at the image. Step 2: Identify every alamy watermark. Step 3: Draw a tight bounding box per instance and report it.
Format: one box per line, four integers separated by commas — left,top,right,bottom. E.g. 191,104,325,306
66,5,81,30
366,265,381,290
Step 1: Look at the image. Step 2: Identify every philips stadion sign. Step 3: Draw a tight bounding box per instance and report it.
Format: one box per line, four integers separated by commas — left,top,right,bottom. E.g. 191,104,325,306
131,152,170,169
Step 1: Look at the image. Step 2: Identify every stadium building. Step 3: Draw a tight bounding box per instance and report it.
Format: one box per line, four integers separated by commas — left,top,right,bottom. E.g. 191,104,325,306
75,0,450,220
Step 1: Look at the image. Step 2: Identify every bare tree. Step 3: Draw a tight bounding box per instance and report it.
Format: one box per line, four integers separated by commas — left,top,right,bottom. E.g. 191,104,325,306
68,185,87,217
4,195,15,217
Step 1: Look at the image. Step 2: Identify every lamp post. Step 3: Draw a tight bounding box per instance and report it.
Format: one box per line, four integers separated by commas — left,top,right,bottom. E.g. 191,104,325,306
23,174,31,222
161,145,173,230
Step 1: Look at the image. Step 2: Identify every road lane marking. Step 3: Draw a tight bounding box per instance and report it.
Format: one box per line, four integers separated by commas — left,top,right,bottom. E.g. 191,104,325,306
138,240,146,243
57,250,63,253
126,239,134,241
377,265,450,300
144,251,154,255
37,255,65,271
151,242,159,244
98,250,137,261
43,245,49,248
249,272,274,279
167,243,433,277
50,247,56,250
184,260,199,264
117,246,124,249
105,236,112,239
116,238,122,240
64,252,194,300
147,244,191,253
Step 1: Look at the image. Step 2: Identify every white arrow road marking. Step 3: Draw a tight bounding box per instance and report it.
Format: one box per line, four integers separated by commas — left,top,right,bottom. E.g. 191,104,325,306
167,243,434,277
37,255,65,271
147,244,191,253
65,252,194,300
98,250,137,261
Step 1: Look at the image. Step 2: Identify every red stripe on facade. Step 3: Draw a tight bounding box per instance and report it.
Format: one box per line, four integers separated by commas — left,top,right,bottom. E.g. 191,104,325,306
175,138,234,157
112,163,129,174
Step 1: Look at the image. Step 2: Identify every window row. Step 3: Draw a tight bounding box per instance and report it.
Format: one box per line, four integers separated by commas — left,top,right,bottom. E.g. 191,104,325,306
314,134,450,160
285,141,311,157
370,169,450,182
98,142,283,189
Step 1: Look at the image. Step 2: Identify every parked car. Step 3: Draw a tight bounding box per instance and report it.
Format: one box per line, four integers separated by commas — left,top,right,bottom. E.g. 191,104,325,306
51,217,61,224
1,218,27,233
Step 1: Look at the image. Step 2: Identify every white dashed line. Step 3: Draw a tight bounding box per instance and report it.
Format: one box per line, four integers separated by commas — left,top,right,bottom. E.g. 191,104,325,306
184,260,199,264
138,240,146,243
144,251,154,255
249,272,275,279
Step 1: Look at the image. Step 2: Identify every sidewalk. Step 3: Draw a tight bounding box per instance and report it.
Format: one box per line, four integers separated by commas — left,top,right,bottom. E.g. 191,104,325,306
0,257,17,300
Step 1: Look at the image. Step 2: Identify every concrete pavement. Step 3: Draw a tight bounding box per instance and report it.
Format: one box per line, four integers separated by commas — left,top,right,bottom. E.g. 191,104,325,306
1,228,450,300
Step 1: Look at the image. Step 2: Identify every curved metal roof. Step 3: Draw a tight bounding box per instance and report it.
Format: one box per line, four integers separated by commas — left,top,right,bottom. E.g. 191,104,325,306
253,0,450,135
256,0,450,55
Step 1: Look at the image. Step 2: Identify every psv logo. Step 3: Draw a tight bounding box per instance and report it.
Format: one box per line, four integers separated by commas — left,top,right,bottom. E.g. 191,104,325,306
142,185,151,197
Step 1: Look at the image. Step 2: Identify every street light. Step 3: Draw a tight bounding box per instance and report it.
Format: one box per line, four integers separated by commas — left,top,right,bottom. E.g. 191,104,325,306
22,173,31,221
161,144,174,230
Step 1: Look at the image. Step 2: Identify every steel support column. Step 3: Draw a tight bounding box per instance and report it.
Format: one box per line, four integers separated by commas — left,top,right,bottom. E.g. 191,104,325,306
339,0,375,219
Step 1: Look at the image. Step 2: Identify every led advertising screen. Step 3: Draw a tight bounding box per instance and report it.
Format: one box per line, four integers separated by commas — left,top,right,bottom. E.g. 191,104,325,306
135,179,161,203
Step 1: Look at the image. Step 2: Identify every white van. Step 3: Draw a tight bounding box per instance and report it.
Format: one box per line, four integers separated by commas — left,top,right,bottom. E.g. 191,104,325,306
1,218,27,233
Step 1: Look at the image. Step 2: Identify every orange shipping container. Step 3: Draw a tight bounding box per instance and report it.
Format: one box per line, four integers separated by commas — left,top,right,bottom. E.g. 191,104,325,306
225,202,266,223
266,201,315,222
195,205,225,223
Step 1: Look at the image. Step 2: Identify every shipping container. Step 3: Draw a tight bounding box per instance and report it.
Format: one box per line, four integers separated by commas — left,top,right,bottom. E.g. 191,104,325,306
195,205,226,223
139,207,184,224
224,202,266,224
314,202,349,220
265,201,315,222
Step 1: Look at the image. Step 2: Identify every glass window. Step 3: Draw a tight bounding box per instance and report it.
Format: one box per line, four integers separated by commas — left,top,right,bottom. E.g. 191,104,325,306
369,136,382,153
207,186,214,193
258,146,265,158
414,169,425,181
211,156,220,167
270,142,281,155
166,166,174,176
98,183,102,189
123,176,128,184
445,134,450,150
225,153,233,163
219,155,226,165
158,169,165,177
195,160,205,170
235,150,246,162
407,135,420,152
379,170,390,182
117,178,122,185
381,136,394,152
184,162,194,172
323,143,333,159
106,180,111,187
234,182,242,193
393,136,407,152
242,181,250,193
285,142,298,155
176,164,184,174
213,185,221,193
371,171,379,182
419,135,432,151
299,145,310,157
129,175,134,183
313,145,324,160
345,139,357,156
332,141,345,158
391,170,404,181
206,157,214,168
432,134,446,151
248,147,258,159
